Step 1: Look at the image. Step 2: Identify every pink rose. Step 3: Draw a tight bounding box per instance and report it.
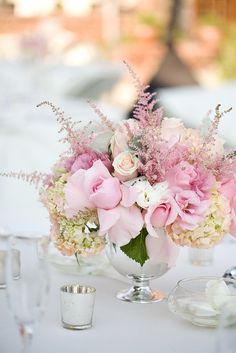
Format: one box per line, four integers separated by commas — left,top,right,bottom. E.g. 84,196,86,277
174,190,209,230
145,196,179,237
98,205,144,246
166,161,197,189
71,151,112,174
145,230,179,267
166,161,214,200
220,177,236,204
71,151,98,173
64,160,122,216
221,176,236,236
99,152,113,172
190,167,215,200
230,197,236,236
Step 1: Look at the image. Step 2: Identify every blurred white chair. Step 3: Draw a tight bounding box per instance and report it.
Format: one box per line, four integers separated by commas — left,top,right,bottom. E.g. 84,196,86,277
61,0,92,16
13,0,57,17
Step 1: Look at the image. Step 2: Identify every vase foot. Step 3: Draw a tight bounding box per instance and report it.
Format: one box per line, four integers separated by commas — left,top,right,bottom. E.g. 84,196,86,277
116,285,165,303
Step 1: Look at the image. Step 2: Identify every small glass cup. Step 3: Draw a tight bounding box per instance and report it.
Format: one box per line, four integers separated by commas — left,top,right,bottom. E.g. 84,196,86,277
188,247,214,266
0,234,20,289
60,284,96,330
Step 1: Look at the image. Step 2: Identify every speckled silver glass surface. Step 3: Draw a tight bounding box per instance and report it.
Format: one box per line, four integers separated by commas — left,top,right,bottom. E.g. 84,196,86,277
60,284,96,330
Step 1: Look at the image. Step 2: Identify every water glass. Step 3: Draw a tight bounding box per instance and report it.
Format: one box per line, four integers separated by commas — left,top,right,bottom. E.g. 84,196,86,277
5,234,50,353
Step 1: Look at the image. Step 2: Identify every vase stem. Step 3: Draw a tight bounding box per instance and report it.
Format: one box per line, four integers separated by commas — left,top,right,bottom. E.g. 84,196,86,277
115,275,163,303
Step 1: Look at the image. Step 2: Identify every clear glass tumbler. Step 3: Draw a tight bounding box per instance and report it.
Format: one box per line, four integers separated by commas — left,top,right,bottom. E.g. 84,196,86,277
5,234,50,353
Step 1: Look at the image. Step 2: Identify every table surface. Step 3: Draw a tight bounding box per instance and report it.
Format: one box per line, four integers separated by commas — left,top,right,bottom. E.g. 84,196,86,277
1,242,236,353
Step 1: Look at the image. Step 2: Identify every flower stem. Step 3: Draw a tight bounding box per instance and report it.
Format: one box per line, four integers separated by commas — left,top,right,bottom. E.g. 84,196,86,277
75,253,80,267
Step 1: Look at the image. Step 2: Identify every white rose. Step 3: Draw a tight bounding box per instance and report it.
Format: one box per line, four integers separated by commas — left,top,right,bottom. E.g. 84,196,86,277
112,151,139,182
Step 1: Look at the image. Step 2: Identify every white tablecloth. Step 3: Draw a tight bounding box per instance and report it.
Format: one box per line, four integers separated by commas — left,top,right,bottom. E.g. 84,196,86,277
1,243,236,353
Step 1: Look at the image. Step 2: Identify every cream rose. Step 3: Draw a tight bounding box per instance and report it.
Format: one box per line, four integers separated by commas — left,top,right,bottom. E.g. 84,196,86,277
113,151,139,182
110,119,138,158
161,117,185,141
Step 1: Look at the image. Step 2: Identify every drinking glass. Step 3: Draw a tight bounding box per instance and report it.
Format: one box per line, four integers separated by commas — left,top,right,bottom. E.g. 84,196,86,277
5,234,50,353
216,300,236,353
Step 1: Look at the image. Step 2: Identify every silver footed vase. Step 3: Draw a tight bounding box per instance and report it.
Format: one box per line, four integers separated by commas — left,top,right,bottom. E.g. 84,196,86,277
106,229,174,304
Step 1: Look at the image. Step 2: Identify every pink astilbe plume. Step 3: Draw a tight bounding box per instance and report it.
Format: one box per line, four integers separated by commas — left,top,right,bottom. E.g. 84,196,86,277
215,150,236,181
37,101,94,154
204,104,232,145
124,61,163,129
192,104,232,176
200,104,232,157
138,140,187,184
87,99,115,132
0,171,50,188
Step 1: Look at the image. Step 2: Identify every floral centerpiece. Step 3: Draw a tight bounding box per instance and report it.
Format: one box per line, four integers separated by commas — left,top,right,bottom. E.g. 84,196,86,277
2,63,236,271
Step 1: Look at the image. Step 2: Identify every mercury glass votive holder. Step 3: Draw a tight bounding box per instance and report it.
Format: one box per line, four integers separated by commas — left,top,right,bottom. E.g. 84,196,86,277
60,284,96,330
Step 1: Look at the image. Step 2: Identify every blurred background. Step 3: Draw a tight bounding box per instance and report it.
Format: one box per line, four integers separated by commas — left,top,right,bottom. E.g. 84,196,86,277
0,0,236,232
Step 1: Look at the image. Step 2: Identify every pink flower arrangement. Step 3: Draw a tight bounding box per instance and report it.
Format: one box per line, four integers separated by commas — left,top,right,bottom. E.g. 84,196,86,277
2,63,236,266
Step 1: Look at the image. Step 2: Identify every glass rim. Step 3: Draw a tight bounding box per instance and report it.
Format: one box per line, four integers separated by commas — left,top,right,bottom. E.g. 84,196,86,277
60,284,96,294
176,276,236,295
4,233,49,240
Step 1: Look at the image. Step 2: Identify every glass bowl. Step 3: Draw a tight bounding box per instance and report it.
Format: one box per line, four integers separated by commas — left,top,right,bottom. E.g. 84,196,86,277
168,276,236,327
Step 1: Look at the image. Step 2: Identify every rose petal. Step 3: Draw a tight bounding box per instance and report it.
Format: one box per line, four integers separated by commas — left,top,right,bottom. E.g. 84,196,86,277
120,184,139,207
84,159,111,192
64,169,93,214
145,232,179,267
98,205,144,246
89,177,122,209
98,208,120,235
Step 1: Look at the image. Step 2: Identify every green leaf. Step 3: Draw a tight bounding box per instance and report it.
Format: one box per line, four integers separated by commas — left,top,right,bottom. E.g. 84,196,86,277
120,228,149,267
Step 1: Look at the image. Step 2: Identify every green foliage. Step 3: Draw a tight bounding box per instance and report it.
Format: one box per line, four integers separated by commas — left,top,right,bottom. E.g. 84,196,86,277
120,228,149,267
